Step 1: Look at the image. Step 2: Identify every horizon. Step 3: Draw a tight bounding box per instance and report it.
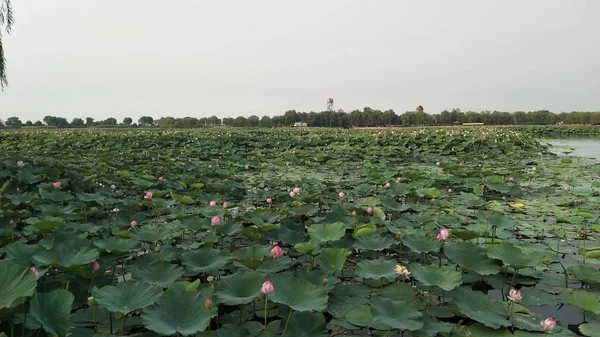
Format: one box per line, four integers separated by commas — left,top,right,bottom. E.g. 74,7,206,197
1,0,599,121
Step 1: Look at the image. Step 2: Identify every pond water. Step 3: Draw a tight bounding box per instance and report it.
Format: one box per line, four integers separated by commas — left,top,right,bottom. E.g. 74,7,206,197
541,137,600,160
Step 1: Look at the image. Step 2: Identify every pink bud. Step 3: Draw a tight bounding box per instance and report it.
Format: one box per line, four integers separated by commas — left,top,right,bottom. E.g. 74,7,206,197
110,184,116,189
338,191,345,199
293,187,301,194
289,191,296,198
367,207,374,215
271,245,284,259
144,191,153,199
261,280,275,295
30,266,39,280
266,197,273,204
17,160,24,167
508,177,514,182
436,228,450,241
53,181,62,189
352,210,357,216
222,201,228,209
130,220,138,227
159,176,165,181
540,318,556,333
90,261,100,272
436,162,440,166
211,216,221,226
205,299,213,309
209,200,217,207
396,177,401,183
508,288,522,303
385,182,391,188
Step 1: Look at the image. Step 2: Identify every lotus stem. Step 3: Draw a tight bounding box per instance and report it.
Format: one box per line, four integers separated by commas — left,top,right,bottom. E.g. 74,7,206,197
208,308,212,332
91,306,98,332
21,312,27,337
120,314,127,335
282,309,293,335
264,297,269,337
10,320,14,337
385,327,392,337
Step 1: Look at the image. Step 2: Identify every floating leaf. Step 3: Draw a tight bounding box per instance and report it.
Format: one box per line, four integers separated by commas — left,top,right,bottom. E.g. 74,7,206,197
402,234,442,254
92,282,163,314
0,260,37,310
134,261,184,288
29,290,74,337
410,265,463,291
451,287,510,329
369,296,423,331
142,289,211,335
355,259,398,282
216,270,264,305
182,247,228,273
315,248,348,274
308,222,346,243
444,242,501,276
269,275,328,312
353,223,377,238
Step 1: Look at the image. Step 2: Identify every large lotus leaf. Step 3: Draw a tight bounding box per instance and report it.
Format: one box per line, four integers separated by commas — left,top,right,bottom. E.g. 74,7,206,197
369,296,423,331
134,261,184,288
29,289,74,337
451,287,509,329
355,258,398,282
293,268,340,291
486,213,518,229
256,256,293,274
346,305,389,330
411,265,463,291
92,282,163,314
353,234,396,251
285,311,329,337
569,290,600,314
294,239,321,255
1,242,44,266
381,283,419,302
486,242,547,269
269,275,328,312
93,237,141,254
568,264,600,285
0,260,37,310
510,313,546,332
182,247,228,273
580,323,600,337
129,226,172,243
33,244,99,269
308,222,346,243
315,248,348,274
520,287,571,306
25,216,66,232
444,242,501,276
412,316,453,337
229,245,270,270
141,289,210,336
327,282,372,319
402,234,442,254
215,270,264,305
352,223,378,238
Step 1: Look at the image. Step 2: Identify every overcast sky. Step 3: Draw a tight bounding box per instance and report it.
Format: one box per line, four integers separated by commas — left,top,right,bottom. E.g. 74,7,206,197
1,0,599,122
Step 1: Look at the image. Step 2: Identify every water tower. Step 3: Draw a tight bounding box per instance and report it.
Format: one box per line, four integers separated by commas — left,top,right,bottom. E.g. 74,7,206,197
326,98,334,111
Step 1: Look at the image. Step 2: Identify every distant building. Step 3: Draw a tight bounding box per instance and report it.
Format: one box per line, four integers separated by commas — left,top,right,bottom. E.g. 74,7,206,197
294,122,308,127
462,123,485,126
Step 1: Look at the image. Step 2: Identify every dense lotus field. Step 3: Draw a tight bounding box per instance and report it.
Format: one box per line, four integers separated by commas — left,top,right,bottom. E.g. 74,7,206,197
1,127,600,337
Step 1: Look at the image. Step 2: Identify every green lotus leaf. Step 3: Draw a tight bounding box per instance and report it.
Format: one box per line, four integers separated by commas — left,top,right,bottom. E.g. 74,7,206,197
33,244,99,269
353,234,396,250
215,270,264,305
1,242,44,266
315,248,348,274
369,296,423,331
346,305,389,330
353,223,377,238
486,242,547,269
568,264,600,285
355,258,398,282
182,247,228,273
29,290,74,337
0,260,37,310
216,221,244,236
141,289,211,336
451,287,510,329
256,256,293,274
580,322,600,337
569,291,600,314
92,282,163,314
269,275,328,312
134,261,184,288
416,187,440,199
410,265,463,291
93,237,141,255
129,226,172,243
402,234,442,254
26,216,66,232
294,239,321,255
411,316,453,337
308,222,346,243
509,313,546,332
486,213,518,229
285,311,329,337
381,283,419,302
229,245,270,270
444,242,501,276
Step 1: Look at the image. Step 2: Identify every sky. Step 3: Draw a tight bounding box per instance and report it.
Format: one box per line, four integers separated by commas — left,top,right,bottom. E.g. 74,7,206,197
1,0,599,123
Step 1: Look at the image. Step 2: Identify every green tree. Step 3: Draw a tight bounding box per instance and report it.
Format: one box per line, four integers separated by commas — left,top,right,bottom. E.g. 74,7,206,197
157,117,176,128
123,117,133,125
247,115,260,127
33,120,43,126
138,116,154,126
85,117,94,127
71,118,84,127
259,115,272,127
5,116,22,127
24,120,33,126
233,116,247,127
207,116,221,126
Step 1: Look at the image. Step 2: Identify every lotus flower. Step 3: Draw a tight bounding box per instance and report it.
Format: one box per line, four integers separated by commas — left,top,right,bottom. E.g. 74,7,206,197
395,265,411,280
271,245,283,259
110,184,116,189
205,299,213,309
540,317,556,333
289,191,296,198
396,177,401,183
508,288,522,303
436,228,449,241
436,162,440,166
338,191,345,199
367,207,374,215
266,197,273,204
131,220,138,227
30,266,39,280
532,166,537,172
144,191,153,199
261,280,275,295
209,200,217,207
211,216,221,226
448,188,453,193
159,176,165,181
222,201,228,208
90,261,100,272
293,187,301,194
17,160,24,167
385,182,391,188
508,177,514,182
352,210,357,216
53,181,62,189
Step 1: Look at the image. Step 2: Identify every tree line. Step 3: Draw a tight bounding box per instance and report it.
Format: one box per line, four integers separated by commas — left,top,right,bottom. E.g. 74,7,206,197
1,108,600,129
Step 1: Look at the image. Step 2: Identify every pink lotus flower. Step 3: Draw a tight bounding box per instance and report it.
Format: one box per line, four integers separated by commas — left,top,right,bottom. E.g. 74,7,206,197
367,207,374,215
338,192,345,199
352,210,357,216
540,317,556,333
90,261,100,272
159,176,165,181
17,160,24,167
289,191,296,198
205,299,213,309
144,191,153,199
110,184,116,190
30,266,39,280
385,182,391,188
436,228,450,241
211,216,221,226
261,280,275,295
293,187,301,194
396,177,401,183
222,201,228,209
209,200,217,207
508,288,522,303
266,197,273,204
395,265,411,280
271,245,284,259
53,181,62,189
130,220,138,227
508,177,514,182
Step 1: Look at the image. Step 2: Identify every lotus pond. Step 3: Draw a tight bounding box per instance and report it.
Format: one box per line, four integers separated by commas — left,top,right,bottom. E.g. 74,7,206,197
1,127,600,337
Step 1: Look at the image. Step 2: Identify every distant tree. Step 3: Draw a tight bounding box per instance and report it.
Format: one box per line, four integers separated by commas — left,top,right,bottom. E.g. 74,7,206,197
157,117,176,128
71,118,85,127
33,120,43,126
85,117,94,127
5,116,22,128
123,117,133,126
233,116,247,127
138,116,154,126
103,117,117,125
259,116,272,127
207,116,221,126
222,117,234,126
24,120,33,126
247,115,260,127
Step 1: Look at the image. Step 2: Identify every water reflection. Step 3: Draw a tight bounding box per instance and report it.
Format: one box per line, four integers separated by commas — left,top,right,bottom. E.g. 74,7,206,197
540,137,600,160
